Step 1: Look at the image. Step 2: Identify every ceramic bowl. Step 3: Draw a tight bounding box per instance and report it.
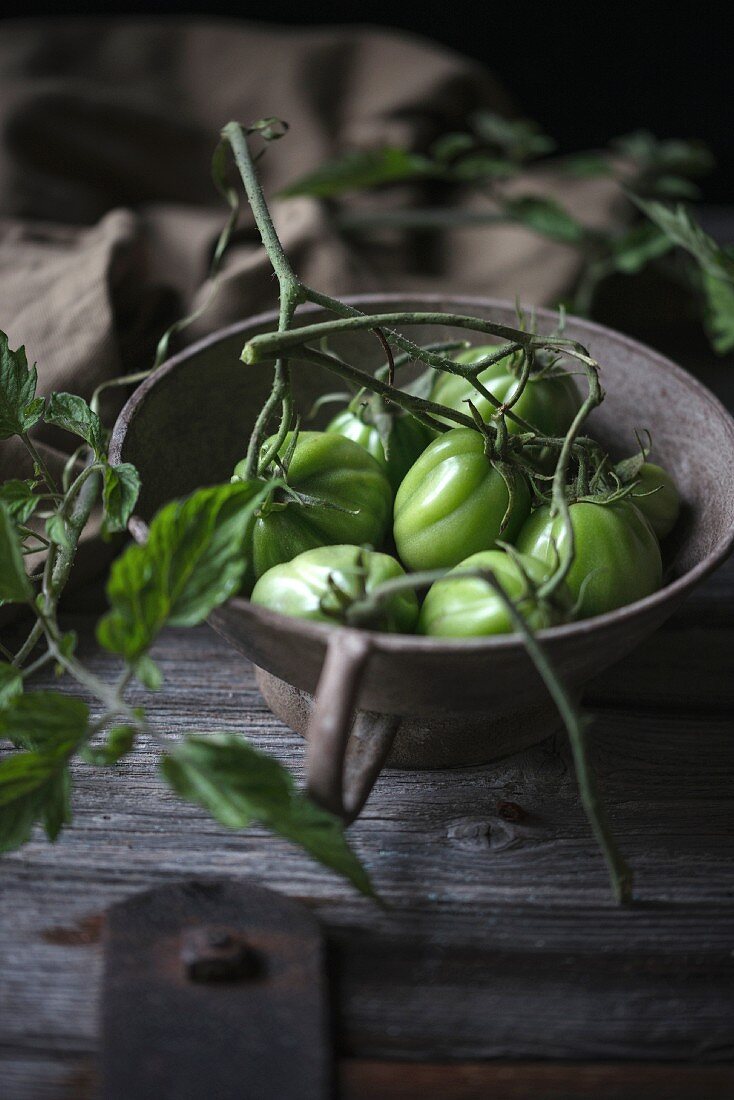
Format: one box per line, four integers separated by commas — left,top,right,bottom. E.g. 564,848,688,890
110,295,734,821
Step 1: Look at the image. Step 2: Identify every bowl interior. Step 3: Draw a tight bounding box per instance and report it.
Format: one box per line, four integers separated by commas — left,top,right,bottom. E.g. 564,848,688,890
112,294,734,588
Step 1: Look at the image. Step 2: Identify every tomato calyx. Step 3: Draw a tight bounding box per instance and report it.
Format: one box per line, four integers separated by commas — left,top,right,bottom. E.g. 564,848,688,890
316,551,394,631
320,558,368,622
348,390,396,456
257,482,360,520
497,541,574,627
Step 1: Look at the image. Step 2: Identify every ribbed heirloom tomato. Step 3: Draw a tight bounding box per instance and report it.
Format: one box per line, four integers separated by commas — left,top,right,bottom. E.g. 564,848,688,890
516,499,663,619
251,544,419,632
431,344,581,438
419,549,574,637
326,408,433,492
628,462,680,540
232,431,392,582
393,427,531,571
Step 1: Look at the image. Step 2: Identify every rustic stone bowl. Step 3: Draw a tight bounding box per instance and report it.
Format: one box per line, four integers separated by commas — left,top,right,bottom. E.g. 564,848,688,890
110,294,734,821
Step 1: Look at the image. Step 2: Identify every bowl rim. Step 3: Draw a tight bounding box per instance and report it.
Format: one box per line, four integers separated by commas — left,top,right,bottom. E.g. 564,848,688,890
110,292,734,655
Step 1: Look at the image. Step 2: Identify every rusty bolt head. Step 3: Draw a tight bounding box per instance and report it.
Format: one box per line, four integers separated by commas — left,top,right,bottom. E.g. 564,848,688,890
180,927,262,982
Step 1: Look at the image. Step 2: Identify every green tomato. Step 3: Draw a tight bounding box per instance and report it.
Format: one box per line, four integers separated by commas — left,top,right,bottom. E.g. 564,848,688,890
628,462,680,540
418,549,574,637
233,431,392,581
516,499,662,619
393,427,531,571
251,544,419,633
431,345,581,439
326,408,433,492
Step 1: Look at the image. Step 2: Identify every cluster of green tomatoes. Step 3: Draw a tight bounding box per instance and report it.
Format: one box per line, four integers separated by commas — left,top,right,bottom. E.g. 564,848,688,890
235,345,680,637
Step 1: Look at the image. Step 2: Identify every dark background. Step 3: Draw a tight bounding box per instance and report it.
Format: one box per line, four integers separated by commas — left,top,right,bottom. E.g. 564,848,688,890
0,2,730,201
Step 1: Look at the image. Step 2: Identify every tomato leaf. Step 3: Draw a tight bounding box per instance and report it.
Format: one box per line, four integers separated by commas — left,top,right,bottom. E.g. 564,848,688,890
632,197,734,282
97,480,272,662
0,691,89,751
0,332,44,440
450,155,517,182
0,479,41,524
162,734,377,898
45,392,104,457
429,131,475,163
504,195,585,244
560,153,613,178
0,663,22,707
0,503,33,604
0,692,87,849
649,175,701,200
610,224,673,275
102,462,141,537
0,746,74,850
279,147,435,199
41,765,72,841
81,725,136,766
469,110,556,162
702,270,734,354
46,511,71,550
134,654,163,691
615,131,714,179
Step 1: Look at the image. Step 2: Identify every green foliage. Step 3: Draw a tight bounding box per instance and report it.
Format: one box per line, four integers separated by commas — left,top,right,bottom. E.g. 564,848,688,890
0,503,32,603
0,664,22,706
81,725,136,766
162,734,376,897
280,111,556,200
451,155,517,181
102,462,141,536
429,131,476,162
632,197,734,281
133,654,163,691
0,692,89,850
278,116,725,354
503,196,585,244
632,199,734,354
97,480,271,662
609,224,673,274
469,109,556,162
0,479,41,524
0,691,89,751
0,333,44,440
614,131,714,197
45,392,104,457
46,511,72,550
703,270,734,353
279,147,435,199
560,152,612,177
0,747,73,850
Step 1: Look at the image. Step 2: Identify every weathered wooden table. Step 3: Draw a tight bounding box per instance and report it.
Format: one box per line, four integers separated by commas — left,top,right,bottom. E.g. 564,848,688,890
2,333,734,1099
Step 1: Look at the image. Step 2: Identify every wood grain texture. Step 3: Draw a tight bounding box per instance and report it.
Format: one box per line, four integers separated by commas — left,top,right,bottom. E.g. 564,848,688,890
341,1060,734,1100
1,556,733,1097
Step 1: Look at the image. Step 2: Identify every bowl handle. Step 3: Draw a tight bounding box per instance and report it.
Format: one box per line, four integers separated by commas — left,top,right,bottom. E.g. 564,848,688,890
305,633,399,824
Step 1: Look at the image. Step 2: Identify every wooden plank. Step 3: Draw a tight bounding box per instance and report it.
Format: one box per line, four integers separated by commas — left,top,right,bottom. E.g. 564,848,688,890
341,1060,734,1100
331,937,734,1060
4,1054,733,1100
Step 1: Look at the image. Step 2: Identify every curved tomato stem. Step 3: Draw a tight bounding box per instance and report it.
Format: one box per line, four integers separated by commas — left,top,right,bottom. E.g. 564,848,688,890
222,122,306,478
537,351,604,600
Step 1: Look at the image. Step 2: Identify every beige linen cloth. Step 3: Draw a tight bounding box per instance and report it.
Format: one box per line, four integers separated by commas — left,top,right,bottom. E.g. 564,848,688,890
0,17,621,593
